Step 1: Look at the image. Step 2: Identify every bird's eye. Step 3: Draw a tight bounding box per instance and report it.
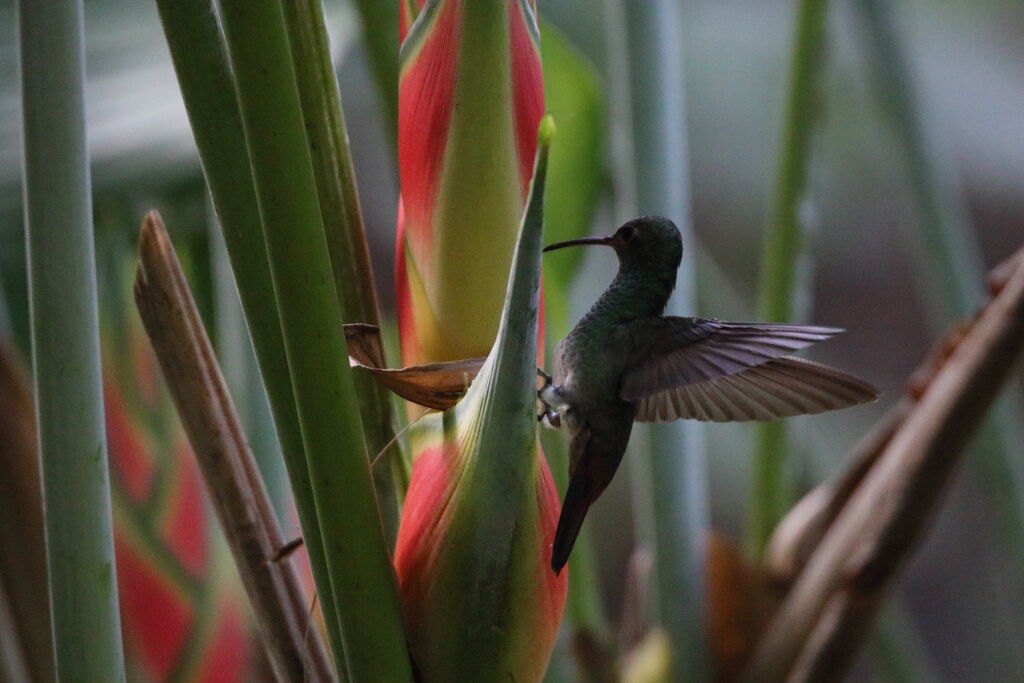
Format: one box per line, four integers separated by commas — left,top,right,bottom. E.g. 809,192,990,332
620,227,637,242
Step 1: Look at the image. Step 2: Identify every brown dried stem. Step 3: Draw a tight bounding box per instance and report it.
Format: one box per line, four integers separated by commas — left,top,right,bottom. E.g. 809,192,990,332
744,246,1024,682
134,211,333,683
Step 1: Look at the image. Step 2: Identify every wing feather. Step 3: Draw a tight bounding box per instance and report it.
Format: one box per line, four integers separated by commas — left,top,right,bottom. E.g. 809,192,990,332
633,357,878,423
620,318,843,400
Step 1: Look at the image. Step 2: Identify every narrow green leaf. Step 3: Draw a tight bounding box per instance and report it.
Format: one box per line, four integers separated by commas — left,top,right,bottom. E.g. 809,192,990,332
465,115,554,449
152,0,346,667
281,0,409,546
217,1,412,678
18,0,126,678
209,221,289,524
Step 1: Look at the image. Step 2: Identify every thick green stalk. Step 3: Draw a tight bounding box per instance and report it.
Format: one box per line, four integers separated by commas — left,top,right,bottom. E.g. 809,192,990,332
611,0,710,678
217,1,412,679
281,0,408,545
748,0,828,559
17,0,126,679
854,0,1024,579
152,1,346,668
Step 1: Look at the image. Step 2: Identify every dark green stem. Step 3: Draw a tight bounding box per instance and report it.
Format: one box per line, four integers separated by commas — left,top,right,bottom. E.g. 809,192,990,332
281,0,408,546
151,0,347,669
748,0,829,559
217,0,412,678
18,0,126,678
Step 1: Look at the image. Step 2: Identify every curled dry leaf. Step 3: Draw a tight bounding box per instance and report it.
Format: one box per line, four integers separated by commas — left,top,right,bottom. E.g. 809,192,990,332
343,323,388,369
344,322,482,410
343,323,548,411
355,358,487,411
343,324,484,411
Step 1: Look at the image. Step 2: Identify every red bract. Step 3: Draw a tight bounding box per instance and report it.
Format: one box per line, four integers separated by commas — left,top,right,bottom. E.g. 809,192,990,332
392,420,566,681
396,0,545,366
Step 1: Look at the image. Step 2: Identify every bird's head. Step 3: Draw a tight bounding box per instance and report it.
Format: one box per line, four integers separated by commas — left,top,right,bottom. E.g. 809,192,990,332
543,216,683,275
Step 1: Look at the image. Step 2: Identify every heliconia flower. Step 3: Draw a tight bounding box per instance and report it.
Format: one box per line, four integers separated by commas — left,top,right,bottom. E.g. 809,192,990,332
394,0,562,675
394,118,566,681
396,0,545,366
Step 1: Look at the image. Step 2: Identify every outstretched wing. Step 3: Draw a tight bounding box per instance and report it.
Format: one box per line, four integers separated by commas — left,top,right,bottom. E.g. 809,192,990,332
632,357,878,423
617,317,877,422
619,317,843,400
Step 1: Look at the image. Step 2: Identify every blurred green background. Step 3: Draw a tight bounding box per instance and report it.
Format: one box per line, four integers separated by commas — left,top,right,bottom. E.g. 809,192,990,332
2,0,1023,679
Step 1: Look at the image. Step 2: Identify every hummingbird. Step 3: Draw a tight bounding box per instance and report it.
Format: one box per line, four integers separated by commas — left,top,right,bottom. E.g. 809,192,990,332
539,216,878,573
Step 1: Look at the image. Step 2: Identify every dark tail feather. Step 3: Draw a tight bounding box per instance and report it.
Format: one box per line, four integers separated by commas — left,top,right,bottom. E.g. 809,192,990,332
551,472,592,574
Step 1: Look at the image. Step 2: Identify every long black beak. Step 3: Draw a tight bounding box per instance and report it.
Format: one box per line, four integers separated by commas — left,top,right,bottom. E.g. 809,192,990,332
542,235,615,252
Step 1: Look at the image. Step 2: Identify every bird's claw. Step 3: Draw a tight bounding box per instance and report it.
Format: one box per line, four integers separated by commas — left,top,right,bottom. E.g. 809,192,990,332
537,407,561,428
535,368,562,428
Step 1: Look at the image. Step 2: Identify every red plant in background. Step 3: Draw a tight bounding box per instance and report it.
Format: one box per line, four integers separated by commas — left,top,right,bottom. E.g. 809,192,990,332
105,321,254,682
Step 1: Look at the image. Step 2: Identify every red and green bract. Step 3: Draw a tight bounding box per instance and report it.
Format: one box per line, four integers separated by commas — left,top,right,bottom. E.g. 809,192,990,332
396,0,544,365
393,2,566,681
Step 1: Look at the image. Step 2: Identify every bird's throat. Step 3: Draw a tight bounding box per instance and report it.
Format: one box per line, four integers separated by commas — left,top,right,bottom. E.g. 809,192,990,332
591,266,675,323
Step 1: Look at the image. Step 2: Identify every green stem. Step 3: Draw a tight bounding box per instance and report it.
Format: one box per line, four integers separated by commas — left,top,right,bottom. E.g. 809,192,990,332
854,0,1024,582
351,0,399,138
217,1,412,679
281,0,408,547
611,0,710,678
17,0,126,678
152,0,347,668
748,0,829,559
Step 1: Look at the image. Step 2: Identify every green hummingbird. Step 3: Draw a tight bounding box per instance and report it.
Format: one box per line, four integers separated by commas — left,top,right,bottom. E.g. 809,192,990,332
539,216,878,573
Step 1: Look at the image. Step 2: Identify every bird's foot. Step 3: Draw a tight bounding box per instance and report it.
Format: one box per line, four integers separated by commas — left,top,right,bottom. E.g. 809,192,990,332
537,407,561,428
535,368,565,428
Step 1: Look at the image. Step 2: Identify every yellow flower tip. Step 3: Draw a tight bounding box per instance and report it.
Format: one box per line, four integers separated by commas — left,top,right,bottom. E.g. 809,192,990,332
538,114,556,148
